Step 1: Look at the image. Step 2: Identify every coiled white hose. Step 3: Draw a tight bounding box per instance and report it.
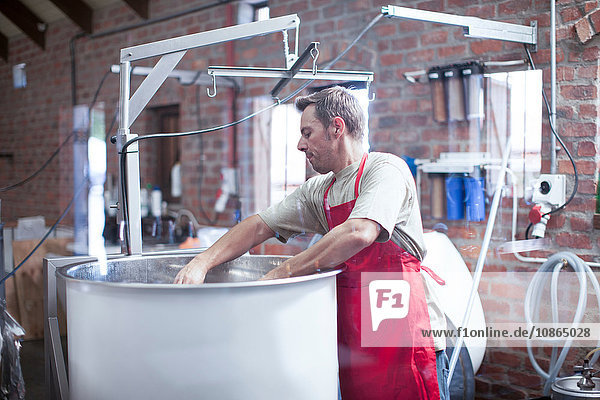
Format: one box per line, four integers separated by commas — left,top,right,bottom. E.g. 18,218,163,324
525,252,600,395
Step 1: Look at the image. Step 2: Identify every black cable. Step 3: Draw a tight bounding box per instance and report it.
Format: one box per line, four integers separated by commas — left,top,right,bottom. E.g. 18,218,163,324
194,83,218,225
0,177,89,285
279,13,383,104
118,99,281,252
0,132,75,192
0,68,112,193
523,45,578,217
118,13,384,251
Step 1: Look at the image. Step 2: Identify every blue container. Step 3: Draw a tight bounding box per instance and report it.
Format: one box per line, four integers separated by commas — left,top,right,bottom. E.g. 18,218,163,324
445,176,465,220
465,177,485,222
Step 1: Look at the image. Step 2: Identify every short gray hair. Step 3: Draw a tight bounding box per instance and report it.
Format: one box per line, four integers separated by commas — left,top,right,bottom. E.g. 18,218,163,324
295,86,365,140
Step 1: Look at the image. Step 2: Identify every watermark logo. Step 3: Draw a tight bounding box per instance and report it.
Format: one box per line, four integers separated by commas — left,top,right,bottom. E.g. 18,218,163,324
369,280,410,331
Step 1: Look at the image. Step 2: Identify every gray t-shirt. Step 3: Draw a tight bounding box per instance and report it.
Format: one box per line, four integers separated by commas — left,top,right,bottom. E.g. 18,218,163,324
259,152,426,260
259,152,446,351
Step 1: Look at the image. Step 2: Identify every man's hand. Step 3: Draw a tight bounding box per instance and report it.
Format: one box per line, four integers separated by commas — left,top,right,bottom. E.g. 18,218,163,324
259,263,293,281
174,258,210,284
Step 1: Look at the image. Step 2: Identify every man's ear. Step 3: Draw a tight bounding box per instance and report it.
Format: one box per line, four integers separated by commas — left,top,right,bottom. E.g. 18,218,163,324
332,116,346,138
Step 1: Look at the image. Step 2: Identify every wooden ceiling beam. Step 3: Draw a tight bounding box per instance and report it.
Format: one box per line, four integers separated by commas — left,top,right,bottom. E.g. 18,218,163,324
0,0,45,49
48,0,93,34
0,32,7,62
122,0,149,19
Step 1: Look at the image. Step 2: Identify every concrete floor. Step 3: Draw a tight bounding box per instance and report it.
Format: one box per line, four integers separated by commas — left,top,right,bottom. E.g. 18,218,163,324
20,339,46,399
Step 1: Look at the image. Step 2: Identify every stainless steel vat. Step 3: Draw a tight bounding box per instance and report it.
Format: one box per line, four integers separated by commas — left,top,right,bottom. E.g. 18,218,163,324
55,254,340,400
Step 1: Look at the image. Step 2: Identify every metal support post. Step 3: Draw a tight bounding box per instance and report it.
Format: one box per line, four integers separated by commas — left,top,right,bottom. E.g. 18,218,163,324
44,259,69,400
382,5,537,46
117,61,143,255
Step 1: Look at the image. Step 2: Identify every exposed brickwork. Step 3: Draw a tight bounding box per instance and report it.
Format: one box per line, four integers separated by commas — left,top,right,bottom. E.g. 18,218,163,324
1,0,600,398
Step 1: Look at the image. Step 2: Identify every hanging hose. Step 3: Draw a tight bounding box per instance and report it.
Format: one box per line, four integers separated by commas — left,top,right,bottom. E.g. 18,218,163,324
587,347,600,361
525,252,600,395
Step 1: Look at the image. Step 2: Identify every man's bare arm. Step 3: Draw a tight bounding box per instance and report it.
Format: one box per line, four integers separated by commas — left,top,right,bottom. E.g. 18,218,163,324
261,218,380,280
174,215,276,284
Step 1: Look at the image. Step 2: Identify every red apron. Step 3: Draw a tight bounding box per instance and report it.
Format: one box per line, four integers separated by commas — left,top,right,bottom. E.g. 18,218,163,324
325,153,441,400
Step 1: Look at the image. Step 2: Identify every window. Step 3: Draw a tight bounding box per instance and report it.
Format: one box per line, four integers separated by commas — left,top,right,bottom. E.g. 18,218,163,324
485,70,542,197
269,86,370,204
254,2,269,21
238,1,269,24
249,86,371,214
269,103,304,204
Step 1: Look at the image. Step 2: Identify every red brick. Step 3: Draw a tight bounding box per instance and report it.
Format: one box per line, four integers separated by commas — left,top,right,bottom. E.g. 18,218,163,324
422,128,449,141
583,46,600,61
406,49,435,63
490,282,527,300
562,7,583,22
506,370,544,388
421,30,448,45
577,178,598,194
375,24,396,37
557,105,574,119
391,99,418,113
562,122,597,137
416,0,443,11
348,0,369,12
555,232,593,249
578,141,598,156
575,16,596,43
378,41,390,52
561,84,597,100
575,160,598,175
556,66,575,81
399,20,426,31
563,197,597,212
380,53,403,66
480,365,510,382
475,377,491,395
391,37,419,51
446,0,471,7
577,64,600,78
533,47,565,64
499,0,533,15
470,40,503,55
465,5,496,18
590,8,600,32
556,25,573,41
585,2,598,13
570,216,593,231
438,45,467,58
546,213,566,229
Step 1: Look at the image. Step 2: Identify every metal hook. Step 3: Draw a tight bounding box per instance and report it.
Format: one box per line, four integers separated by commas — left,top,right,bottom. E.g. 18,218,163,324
310,46,319,75
366,81,376,102
207,73,217,97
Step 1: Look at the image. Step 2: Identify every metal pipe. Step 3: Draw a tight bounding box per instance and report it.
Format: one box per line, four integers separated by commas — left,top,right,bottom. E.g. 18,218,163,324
117,61,143,255
447,130,514,387
550,0,557,173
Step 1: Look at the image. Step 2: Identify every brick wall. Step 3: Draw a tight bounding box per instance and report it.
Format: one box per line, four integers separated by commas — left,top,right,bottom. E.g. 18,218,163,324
1,0,600,398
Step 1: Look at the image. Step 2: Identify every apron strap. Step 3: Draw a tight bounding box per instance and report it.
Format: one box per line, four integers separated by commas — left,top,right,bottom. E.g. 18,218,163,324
354,153,368,198
324,177,336,229
324,153,368,230
421,265,446,285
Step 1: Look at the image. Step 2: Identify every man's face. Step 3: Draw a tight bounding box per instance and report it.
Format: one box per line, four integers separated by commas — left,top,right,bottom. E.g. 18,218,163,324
297,104,336,174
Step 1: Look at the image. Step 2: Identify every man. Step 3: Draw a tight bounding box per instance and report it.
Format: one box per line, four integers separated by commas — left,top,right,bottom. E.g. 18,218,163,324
175,86,448,399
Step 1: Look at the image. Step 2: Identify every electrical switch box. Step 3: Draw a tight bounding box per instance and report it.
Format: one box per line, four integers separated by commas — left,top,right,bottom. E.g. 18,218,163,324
531,174,566,207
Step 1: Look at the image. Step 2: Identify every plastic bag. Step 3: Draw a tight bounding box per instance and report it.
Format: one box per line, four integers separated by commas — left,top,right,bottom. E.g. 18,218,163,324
0,300,25,400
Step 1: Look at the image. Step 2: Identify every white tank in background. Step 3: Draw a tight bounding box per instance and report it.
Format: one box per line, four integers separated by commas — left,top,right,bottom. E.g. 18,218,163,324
422,230,487,373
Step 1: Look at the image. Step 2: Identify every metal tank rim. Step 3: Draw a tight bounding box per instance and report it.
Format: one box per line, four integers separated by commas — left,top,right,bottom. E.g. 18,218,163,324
55,250,343,289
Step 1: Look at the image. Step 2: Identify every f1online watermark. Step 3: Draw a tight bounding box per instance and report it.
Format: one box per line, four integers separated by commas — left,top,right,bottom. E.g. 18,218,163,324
360,272,600,348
